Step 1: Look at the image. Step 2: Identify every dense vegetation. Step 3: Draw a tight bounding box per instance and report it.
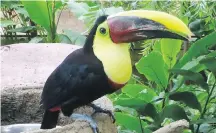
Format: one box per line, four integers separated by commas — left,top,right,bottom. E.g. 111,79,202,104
1,1,216,133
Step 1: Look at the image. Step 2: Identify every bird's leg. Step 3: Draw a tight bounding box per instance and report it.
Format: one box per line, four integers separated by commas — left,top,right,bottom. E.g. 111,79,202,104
61,99,99,133
89,103,115,123
70,113,99,133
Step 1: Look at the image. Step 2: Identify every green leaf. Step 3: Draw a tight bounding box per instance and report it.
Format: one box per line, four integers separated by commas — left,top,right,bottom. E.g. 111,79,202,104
122,84,156,103
182,55,206,72
57,34,72,44
199,123,214,133
191,118,216,124
175,31,216,69
114,105,138,116
140,103,159,121
0,19,17,27
189,19,202,32
136,51,168,88
207,72,215,85
63,30,86,46
174,52,216,89
160,104,189,122
113,98,146,110
7,26,36,33
200,57,216,76
137,88,157,103
169,91,202,112
115,112,147,133
207,50,216,57
29,37,44,43
122,84,145,97
183,129,192,133
21,0,52,33
15,7,29,17
161,39,182,69
152,40,161,53
53,0,63,11
170,69,209,90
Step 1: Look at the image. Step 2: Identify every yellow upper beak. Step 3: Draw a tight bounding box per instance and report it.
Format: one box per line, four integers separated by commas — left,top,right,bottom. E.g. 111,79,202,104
107,10,192,43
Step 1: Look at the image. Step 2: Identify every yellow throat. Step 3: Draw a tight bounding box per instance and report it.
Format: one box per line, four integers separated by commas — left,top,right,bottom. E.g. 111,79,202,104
93,22,132,85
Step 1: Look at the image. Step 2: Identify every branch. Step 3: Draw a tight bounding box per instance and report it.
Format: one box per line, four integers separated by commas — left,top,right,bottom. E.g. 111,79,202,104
153,119,189,133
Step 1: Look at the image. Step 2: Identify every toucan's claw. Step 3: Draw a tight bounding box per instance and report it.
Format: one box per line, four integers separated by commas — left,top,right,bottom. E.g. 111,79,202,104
90,103,116,123
70,113,99,133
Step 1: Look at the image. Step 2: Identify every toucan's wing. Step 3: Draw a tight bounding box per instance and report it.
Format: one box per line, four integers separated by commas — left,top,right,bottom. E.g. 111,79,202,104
40,50,111,110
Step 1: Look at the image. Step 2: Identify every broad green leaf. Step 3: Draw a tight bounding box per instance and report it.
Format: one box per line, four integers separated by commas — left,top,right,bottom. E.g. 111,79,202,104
0,19,17,27
191,118,216,124
160,104,189,122
197,92,208,107
189,19,202,32
161,39,182,69
207,50,216,57
115,112,147,133
8,26,36,33
183,129,192,133
152,40,161,53
140,103,159,121
52,0,63,11
117,93,130,99
180,51,216,73
21,0,51,32
136,51,168,88
29,37,44,43
182,55,206,72
113,98,146,111
57,34,72,44
174,52,216,89
175,31,216,69
170,69,209,90
114,105,138,116
122,84,156,103
122,84,145,97
63,30,86,46
200,57,216,76
1,1,20,8
137,89,157,103
169,91,202,112
15,7,29,17
161,118,174,126
207,72,215,85
199,123,214,133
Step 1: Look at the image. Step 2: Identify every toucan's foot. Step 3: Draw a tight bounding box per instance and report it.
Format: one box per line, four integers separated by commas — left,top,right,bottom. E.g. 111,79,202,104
89,103,115,123
70,113,99,133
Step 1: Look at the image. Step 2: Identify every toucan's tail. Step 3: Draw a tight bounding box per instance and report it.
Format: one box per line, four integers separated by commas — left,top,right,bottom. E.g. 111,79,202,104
40,110,60,129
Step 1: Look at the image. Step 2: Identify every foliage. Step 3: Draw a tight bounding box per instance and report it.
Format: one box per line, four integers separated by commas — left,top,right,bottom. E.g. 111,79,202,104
1,0,32,44
110,31,216,133
1,1,216,133
0,0,86,45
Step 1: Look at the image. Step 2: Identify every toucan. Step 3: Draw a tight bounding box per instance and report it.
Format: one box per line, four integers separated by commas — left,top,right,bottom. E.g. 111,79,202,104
40,10,192,132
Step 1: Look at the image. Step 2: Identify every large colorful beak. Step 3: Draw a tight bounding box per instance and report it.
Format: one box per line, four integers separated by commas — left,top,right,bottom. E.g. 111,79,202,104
107,10,192,43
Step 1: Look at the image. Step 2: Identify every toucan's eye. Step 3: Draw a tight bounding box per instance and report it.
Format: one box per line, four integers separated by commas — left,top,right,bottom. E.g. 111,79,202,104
100,28,106,35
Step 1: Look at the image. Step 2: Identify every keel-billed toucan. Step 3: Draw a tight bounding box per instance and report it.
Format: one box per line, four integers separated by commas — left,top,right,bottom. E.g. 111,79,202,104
40,10,192,131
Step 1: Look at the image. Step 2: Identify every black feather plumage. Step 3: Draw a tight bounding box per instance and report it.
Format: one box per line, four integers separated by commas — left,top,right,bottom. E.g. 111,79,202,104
40,15,116,129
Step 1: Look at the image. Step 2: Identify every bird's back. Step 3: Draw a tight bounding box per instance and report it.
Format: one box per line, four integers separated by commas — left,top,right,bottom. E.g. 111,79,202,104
40,48,115,111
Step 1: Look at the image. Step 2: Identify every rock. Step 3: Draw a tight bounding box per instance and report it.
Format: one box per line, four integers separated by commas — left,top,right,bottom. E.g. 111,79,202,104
1,124,42,133
1,43,117,133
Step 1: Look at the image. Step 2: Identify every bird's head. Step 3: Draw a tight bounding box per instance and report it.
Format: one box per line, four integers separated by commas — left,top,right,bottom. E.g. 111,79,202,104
85,10,192,85
90,10,192,47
